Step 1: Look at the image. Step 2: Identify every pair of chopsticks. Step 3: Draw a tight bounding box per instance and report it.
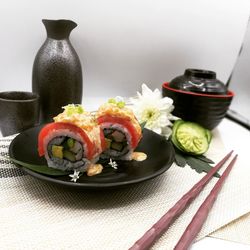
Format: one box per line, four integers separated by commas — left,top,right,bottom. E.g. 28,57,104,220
129,150,237,250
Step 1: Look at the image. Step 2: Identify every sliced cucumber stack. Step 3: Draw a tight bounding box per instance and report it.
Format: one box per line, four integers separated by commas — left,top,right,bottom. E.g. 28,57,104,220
171,120,212,155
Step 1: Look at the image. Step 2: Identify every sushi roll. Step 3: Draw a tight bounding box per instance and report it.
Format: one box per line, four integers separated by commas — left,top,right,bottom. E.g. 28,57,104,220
38,105,106,173
96,99,142,160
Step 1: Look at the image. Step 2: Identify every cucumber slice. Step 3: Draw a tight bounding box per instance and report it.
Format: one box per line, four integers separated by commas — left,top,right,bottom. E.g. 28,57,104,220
171,120,211,155
67,138,75,148
205,129,212,143
63,150,76,162
171,120,186,152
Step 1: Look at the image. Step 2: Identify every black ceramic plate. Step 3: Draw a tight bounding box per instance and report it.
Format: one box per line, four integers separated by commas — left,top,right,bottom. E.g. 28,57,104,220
9,126,175,189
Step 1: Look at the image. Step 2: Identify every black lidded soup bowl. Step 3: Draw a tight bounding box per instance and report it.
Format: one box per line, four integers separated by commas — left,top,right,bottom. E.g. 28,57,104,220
162,69,234,130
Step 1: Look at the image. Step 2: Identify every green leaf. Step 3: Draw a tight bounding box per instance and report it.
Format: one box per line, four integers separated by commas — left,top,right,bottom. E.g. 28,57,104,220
9,157,68,176
174,151,186,168
171,142,219,177
185,156,220,178
140,121,147,130
195,154,215,164
172,142,186,167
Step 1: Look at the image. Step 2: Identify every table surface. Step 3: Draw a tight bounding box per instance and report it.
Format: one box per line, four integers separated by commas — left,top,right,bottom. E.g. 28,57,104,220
0,98,249,250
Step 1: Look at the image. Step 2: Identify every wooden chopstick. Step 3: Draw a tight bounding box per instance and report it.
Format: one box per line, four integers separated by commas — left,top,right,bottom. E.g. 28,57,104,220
174,154,238,250
128,151,234,250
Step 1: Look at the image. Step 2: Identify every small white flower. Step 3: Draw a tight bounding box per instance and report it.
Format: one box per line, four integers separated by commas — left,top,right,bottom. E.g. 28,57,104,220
130,83,178,138
108,158,118,169
69,170,81,182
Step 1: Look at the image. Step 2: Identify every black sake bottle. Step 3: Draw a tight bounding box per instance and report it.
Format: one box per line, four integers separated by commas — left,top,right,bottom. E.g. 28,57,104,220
32,19,82,123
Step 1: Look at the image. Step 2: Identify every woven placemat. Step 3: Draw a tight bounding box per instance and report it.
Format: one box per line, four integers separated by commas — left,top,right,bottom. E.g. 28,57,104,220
0,122,249,250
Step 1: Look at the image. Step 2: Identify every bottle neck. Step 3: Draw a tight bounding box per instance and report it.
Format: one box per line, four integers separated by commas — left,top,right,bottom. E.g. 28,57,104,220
42,19,77,40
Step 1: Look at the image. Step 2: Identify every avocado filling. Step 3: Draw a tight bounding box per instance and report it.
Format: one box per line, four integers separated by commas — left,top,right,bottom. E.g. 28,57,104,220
48,136,83,162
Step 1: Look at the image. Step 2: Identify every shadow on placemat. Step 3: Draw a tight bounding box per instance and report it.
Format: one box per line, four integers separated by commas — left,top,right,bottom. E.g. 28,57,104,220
19,173,170,210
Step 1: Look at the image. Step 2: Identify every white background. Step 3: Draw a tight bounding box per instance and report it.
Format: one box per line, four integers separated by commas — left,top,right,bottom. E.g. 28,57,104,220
0,1,250,249
0,0,250,99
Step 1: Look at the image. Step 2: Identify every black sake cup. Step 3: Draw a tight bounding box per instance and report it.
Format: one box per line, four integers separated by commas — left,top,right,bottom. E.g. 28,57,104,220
0,91,40,136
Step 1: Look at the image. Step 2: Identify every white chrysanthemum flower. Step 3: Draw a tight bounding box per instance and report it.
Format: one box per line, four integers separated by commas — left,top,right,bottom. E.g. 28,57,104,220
130,83,178,138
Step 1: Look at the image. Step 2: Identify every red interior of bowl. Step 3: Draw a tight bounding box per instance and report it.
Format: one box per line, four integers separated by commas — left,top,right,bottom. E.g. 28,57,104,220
162,82,234,98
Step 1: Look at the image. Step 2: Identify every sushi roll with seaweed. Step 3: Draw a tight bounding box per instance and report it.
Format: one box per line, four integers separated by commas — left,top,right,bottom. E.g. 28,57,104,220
38,105,106,174
96,98,145,161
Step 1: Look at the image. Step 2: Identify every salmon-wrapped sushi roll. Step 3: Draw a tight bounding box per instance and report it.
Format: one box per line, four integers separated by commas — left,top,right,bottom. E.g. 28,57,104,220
96,99,142,160
38,105,106,173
